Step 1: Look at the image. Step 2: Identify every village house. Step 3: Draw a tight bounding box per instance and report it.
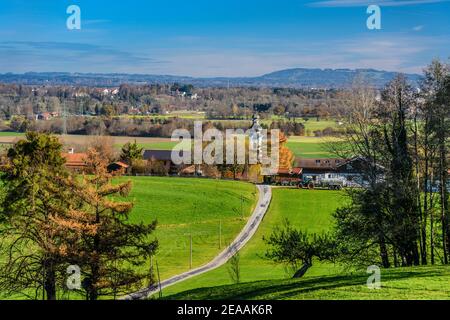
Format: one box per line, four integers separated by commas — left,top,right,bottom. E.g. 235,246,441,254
128,107,142,116
36,112,59,121
188,93,200,100
62,150,88,172
143,149,191,175
295,156,385,188
107,161,130,174
264,167,303,185
295,158,343,181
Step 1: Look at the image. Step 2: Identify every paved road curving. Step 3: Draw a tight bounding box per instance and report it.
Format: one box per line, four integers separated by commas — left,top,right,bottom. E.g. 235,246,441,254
123,184,272,300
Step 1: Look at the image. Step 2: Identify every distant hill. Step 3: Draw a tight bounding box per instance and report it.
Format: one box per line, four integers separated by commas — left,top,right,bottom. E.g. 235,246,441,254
0,68,422,88
254,68,421,88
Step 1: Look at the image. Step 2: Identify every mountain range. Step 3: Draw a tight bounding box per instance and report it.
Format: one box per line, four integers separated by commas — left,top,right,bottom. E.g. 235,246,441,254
0,68,422,88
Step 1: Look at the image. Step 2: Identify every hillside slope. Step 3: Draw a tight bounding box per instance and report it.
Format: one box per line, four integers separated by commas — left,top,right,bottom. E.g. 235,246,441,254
159,189,344,296
165,265,450,300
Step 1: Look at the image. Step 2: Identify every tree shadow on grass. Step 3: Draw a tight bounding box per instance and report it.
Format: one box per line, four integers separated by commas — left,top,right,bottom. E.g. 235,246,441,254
164,267,447,300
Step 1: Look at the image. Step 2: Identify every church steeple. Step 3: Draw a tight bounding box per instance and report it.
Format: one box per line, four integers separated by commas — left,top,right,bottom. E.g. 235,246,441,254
251,113,262,131
249,113,263,163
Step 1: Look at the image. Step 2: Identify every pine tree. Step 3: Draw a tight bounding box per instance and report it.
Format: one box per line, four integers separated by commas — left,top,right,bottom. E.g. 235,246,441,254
120,140,143,164
0,132,71,299
70,148,158,300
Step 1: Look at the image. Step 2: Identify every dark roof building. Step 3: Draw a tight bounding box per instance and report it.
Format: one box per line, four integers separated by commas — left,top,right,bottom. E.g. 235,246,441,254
143,149,191,175
143,150,173,161
107,161,130,173
295,158,344,174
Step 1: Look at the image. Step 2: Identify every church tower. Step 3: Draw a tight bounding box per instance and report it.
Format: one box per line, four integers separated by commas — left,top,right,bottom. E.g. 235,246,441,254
249,113,263,163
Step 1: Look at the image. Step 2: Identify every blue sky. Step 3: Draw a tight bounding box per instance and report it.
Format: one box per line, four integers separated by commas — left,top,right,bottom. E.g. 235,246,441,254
0,0,449,76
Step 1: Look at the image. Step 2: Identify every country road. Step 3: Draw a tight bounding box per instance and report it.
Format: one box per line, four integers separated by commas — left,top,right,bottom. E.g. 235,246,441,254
123,184,272,300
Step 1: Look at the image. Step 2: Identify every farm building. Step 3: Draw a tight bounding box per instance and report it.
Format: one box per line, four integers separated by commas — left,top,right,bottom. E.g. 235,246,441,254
107,161,130,174
263,167,302,185
295,158,343,177
295,156,385,188
62,152,88,172
35,112,58,121
143,149,191,175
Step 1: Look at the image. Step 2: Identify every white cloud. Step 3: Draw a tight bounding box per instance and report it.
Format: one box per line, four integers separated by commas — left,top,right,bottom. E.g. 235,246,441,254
413,25,424,31
1,35,447,77
151,34,446,76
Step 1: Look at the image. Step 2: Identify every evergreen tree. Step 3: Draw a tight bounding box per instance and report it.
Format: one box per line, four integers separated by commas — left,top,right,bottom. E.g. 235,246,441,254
120,140,143,164
0,132,71,299
71,148,158,300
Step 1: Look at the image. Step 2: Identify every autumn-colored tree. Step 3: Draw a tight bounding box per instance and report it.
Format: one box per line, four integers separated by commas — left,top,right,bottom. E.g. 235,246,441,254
277,132,294,171
70,148,158,300
87,135,116,163
0,132,72,300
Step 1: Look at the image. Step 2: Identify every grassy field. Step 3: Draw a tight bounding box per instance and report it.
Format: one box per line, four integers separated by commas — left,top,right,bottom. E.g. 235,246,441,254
297,119,339,136
166,265,450,300
0,132,24,137
115,177,257,280
114,141,179,150
0,134,180,152
286,136,339,159
117,111,206,120
0,130,339,159
0,176,258,299
163,188,450,300
160,188,345,297
115,136,339,159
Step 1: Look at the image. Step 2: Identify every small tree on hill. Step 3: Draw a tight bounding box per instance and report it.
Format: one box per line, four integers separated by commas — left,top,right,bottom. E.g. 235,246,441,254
264,219,336,278
227,250,241,284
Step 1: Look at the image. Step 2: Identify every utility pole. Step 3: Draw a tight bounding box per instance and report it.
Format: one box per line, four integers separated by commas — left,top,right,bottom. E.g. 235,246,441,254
241,195,244,220
156,260,162,299
62,100,67,135
189,234,193,269
150,255,154,280
219,220,222,249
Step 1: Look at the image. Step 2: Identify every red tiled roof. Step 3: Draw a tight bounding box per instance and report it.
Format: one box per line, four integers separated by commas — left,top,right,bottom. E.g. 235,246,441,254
276,167,302,175
295,158,343,170
62,153,87,167
113,161,129,168
277,168,291,175
180,165,196,174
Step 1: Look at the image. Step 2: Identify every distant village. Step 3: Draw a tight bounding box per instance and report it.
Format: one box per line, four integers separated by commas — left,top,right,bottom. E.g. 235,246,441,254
58,116,399,191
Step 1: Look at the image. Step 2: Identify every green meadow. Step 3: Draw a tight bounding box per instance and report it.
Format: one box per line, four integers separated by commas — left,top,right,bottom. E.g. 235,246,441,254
166,265,450,300
163,188,450,300
301,120,339,134
161,189,344,297
115,177,257,280
286,136,339,159
114,141,179,151
113,136,339,159
0,132,24,137
0,176,257,299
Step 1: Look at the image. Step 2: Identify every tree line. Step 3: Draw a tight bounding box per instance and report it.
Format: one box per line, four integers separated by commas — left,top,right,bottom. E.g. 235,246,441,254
0,82,351,123
265,60,450,275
